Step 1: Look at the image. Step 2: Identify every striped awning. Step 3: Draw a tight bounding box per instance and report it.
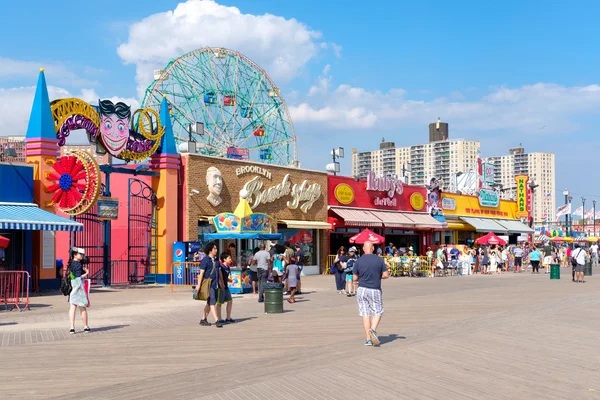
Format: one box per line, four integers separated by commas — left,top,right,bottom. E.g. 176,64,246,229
330,207,382,227
405,212,447,230
369,210,414,228
0,202,83,232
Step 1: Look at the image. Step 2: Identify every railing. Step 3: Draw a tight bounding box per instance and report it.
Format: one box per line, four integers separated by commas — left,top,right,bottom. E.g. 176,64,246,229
323,255,337,275
0,264,39,295
0,271,30,311
169,262,202,292
382,256,432,277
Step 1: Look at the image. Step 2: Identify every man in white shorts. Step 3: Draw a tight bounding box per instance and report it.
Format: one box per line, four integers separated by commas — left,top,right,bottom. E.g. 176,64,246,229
353,241,390,346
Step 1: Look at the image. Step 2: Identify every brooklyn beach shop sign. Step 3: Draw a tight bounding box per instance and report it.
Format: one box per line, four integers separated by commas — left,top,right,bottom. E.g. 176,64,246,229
243,174,322,213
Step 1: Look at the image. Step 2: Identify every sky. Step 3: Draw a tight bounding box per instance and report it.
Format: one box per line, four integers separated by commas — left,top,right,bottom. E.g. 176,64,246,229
1,0,599,210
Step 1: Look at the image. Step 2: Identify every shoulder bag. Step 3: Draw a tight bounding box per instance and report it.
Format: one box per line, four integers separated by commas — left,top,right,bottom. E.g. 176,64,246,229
195,258,216,301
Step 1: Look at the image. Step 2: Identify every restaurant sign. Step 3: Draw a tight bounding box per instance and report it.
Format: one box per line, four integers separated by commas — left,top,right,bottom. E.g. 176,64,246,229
366,171,403,207
515,174,529,218
478,188,499,208
242,174,322,213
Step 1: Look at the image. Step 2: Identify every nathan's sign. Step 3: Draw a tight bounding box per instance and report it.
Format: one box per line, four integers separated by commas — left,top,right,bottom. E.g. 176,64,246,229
515,175,529,219
243,174,321,213
366,171,403,207
235,165,272,180
478,188,499,208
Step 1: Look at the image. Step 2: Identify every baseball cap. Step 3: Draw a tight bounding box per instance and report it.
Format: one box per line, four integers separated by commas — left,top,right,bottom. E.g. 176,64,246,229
348,246,357,252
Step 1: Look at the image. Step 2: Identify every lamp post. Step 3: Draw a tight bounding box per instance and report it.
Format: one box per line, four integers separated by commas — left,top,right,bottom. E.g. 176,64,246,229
594,200,597,236
582,197,586,237
563,189,569,236
529,180,539,229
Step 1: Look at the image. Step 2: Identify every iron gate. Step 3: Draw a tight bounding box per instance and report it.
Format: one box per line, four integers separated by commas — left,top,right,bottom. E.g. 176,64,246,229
127,178,157,283
71,203,105,286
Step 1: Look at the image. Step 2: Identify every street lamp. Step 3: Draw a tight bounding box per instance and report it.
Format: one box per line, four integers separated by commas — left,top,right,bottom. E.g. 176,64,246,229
582,197,586,236
327,147,344,176
529,180,539,228
563,189,570,236
594,200,597,236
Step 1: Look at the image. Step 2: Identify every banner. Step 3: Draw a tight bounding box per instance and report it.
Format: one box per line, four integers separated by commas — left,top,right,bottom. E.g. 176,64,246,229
584,209,595,219
555,204,571,221
572,205,583,217
514,175,529,218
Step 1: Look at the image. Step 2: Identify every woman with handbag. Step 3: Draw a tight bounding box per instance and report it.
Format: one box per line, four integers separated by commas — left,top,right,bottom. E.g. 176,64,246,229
332,246,348,294
67,247,90,334
197,242,225,328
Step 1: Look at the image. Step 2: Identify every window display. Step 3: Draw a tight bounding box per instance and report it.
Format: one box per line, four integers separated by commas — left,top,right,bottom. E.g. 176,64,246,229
277,228,316,265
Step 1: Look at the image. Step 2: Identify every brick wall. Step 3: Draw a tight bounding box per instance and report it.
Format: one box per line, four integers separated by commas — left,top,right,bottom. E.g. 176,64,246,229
182,154,329,269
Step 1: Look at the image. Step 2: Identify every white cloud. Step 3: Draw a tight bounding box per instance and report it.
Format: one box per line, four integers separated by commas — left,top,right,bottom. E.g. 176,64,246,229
117,0,328,96
289,80,600,135
0,58,100,87
0,86,141,138
331,43,342,58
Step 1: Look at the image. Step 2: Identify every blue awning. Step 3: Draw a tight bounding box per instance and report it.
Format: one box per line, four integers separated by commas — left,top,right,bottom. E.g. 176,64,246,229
0,202,83,232
204,233,282,240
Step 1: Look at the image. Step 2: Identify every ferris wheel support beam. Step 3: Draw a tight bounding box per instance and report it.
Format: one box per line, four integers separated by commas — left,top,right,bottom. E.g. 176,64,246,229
233,72,265,145
230,54,240,140
208,51,231,142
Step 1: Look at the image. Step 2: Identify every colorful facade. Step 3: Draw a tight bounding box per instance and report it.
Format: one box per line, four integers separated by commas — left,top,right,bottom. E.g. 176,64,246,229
327,174,445,255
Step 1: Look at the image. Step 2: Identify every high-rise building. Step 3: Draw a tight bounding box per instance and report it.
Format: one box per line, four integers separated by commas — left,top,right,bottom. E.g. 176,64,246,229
0,136,26,163
351,122,480,187
484,145,555,224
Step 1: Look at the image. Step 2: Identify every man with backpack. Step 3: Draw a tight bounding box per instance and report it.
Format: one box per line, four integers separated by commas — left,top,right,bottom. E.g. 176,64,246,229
572,244,587,283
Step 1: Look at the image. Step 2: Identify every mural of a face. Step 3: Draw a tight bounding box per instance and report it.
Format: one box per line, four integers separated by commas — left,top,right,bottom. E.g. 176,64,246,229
99,100,131,156
206,167,223,206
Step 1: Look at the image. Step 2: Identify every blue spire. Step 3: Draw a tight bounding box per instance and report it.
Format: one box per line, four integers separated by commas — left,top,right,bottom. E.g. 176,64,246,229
25,69,56,140
159,96,178,155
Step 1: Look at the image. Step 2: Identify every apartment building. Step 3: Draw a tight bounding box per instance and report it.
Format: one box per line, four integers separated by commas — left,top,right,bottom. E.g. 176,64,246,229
0,136,26,163
485,146,556,224
351,121,480,187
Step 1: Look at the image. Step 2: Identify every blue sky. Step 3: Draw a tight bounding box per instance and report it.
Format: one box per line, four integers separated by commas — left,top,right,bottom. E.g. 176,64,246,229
1,0,599,209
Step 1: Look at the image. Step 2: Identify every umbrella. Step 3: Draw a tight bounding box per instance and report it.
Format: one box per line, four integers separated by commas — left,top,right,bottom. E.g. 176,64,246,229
349,229,385,245
552,236,573,243
475,232,506,246
0,235,9,248
289,229,313,244
586,237,599,243
535,234,550,242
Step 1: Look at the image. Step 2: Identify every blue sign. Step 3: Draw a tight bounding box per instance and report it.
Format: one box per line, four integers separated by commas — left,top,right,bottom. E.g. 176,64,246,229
172,242,186,285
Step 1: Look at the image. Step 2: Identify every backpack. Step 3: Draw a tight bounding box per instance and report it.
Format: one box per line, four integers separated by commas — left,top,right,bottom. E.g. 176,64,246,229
571,249,580,267
60,263,72,296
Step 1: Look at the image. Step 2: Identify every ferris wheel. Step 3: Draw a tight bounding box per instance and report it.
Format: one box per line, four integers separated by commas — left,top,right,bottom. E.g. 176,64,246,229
141,47,298,166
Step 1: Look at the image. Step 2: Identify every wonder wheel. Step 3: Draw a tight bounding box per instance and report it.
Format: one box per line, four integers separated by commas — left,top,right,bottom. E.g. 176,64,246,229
141,47,298,166
46,150,102,215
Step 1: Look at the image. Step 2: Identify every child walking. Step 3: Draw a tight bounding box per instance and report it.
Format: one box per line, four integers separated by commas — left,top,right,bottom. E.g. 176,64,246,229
285,258,299,303
217,252,235,324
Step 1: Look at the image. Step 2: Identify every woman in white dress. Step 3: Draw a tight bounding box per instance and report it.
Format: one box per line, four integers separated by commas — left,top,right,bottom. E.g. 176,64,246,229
489,246,499,274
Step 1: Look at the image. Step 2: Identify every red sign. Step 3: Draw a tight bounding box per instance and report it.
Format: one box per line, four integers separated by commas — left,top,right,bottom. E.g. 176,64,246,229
328,175,427,211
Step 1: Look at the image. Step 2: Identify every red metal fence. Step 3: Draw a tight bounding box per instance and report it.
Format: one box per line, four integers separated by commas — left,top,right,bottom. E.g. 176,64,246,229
0,264,39,294
0,271,30,311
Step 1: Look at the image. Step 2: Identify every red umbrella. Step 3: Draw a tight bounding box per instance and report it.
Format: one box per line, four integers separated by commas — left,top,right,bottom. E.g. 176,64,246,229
475,232,506,246
349,229,385,245
289,229,313,244
0,235,9,249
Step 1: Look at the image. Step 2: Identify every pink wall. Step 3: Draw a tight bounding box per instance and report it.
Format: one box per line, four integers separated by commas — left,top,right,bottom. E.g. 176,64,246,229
54,166,152,263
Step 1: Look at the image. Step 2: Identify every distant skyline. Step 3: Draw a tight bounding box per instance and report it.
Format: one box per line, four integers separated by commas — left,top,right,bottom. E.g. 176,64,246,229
0,0,599,210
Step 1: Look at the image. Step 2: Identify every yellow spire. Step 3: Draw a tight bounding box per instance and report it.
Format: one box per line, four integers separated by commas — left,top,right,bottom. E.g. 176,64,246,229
234,189,253,219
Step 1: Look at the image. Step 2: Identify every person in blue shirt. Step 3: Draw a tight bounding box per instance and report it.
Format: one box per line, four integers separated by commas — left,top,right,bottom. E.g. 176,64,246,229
529,246,541,274
198,242,224,328
217,252,235,324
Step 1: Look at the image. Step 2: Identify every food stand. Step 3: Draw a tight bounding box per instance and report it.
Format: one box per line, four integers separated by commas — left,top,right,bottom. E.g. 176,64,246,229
204,190,282,294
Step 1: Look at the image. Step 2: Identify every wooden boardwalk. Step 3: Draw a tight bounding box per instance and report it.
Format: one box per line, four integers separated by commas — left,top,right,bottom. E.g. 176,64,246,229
1,270,599,399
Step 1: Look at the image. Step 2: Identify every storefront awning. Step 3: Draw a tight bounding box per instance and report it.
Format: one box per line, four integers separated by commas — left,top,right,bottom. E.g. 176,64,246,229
0,202,83,232
204,232,282,240
460,217,507,233
329,207,382,227
279,220,332,230
496,219,534,234
369,210,414,228
405,213,447,230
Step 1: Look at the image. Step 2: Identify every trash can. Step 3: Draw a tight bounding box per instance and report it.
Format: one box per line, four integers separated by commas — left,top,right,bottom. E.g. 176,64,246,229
550,264,560,279
584,262,593,276
264,282,284,314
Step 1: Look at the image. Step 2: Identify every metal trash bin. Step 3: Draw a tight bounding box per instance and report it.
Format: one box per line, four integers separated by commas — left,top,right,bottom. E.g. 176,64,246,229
550,264,560,279
584,262,593,276
264,282,284,314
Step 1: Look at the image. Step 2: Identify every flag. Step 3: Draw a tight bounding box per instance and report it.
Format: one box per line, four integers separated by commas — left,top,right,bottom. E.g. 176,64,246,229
572,206,583,217
544,192,552,200
555,204,571,221
595,211,600,219
584,209,595,219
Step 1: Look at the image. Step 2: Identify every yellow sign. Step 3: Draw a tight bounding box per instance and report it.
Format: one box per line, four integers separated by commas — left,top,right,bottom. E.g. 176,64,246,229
334,183,354,205
410,192,425,211
515,175,529,219
440,193,517,219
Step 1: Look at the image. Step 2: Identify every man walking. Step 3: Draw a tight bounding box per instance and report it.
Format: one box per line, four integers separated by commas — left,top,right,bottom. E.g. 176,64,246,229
572,244,587,283
590,242,598,266
253,243,272,303
513,244,524,273
353,241,389,347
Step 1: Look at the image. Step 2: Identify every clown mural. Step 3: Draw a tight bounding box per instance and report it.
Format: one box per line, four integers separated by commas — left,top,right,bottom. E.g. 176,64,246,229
99,100,131,157
51,97,165,162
